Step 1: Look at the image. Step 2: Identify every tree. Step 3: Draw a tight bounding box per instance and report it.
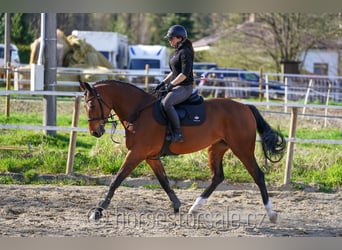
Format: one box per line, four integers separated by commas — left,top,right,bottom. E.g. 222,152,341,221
156,13,196,46
0,13,35,44
112,13,153,44
111,13,196,45
238,13,342,72
57,13,92,35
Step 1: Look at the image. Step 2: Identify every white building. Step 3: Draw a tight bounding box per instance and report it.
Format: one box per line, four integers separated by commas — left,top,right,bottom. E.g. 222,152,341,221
300,49,340,77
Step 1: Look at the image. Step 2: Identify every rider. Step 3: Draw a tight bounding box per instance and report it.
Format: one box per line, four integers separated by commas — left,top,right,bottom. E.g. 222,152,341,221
156,24,194,143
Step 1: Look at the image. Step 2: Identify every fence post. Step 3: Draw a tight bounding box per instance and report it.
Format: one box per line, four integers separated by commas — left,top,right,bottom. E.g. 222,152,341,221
265,74,269,109
66,96,81,175
303,79,313,114
5,62,11,117
145,64,150,91
284,77,288,113
324,82,331,128
259,67,263,102
284,106,298,186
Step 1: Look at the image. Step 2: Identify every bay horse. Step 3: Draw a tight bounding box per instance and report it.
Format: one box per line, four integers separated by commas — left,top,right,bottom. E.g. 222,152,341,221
79,80,286,223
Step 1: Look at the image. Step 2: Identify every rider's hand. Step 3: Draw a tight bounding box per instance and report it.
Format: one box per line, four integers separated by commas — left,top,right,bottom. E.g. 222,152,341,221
166,83,174,92
155,81,166,91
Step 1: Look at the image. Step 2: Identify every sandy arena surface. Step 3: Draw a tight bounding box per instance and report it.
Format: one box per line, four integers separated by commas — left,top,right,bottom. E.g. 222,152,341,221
0,182,341,237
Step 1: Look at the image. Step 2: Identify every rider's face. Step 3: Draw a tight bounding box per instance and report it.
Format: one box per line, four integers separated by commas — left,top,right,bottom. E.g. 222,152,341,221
168,36,182,48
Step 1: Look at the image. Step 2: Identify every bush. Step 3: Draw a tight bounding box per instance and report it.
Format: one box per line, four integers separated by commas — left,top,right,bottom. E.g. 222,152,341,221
24,169,38,183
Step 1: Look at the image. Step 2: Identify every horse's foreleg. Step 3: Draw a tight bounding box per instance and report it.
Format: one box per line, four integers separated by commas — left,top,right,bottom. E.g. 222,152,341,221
146,158,181,213
89,151,142,221
189,141,227,214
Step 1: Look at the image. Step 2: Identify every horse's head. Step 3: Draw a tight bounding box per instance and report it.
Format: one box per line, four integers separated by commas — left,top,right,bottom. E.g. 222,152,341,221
80,81,112,138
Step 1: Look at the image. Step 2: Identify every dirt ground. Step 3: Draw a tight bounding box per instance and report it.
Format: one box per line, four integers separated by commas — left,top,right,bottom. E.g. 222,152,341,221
0,181,341,237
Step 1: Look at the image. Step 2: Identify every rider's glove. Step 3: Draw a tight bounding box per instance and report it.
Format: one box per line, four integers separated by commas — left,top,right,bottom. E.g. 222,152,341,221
155,81,166,91
166,83,174,92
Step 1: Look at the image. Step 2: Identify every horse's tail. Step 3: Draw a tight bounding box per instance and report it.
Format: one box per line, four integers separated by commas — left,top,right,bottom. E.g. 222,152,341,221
247,104,286,163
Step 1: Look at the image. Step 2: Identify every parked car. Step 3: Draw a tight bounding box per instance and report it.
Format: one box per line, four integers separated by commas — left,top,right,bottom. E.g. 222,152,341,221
193,62,217,84
0,44,20,67
197,67,284,99
0,43,21,79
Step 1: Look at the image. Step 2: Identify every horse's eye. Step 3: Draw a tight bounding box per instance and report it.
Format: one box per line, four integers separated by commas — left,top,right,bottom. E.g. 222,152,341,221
89,102,95,109
85,100,95,109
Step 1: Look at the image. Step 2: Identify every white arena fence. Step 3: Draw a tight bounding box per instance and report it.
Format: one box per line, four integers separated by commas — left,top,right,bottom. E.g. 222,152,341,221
1,66,342,185
195,69,342,103
2,65,342,103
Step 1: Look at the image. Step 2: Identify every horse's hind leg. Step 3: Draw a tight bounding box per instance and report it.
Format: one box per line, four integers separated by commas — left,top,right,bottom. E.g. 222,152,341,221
146,158,181,213
189,140,227,214
234,150,277,223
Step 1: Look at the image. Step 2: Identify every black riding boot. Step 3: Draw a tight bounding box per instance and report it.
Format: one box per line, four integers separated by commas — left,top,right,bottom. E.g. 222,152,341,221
172,127,184,142
165,107,184,142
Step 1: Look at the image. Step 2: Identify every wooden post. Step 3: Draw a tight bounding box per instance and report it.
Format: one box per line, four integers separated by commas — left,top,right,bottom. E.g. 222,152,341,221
324,82,331,128
259,67,264,102
265,74,270,109
193,70,196,87
284,106,298,186
145,64,149,91
303,79,313,114
284,77,288,113
66,96,81,175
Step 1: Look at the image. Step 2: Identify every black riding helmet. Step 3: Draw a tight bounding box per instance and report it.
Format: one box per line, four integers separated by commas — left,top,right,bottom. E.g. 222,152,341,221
165,25,187,40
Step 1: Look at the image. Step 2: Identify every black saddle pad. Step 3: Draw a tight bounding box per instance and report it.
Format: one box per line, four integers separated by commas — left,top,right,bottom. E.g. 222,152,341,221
153,93,206,126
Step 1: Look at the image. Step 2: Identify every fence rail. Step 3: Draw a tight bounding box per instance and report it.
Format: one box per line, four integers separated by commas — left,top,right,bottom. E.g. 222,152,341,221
1,69,342,185
4,65,342,102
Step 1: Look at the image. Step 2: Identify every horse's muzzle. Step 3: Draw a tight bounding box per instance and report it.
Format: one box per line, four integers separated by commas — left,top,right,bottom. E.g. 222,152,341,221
91,124,105,138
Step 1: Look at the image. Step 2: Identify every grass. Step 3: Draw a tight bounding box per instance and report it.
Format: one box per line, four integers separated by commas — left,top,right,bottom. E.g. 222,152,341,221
0,97,342,191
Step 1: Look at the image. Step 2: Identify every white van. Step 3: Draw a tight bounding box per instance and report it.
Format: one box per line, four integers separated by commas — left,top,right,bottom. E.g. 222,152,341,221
127,44,169,83
0,43,20,67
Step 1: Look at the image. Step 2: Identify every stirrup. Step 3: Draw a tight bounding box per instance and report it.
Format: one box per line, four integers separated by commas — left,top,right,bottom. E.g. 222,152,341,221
166,132,184,143
172,133,184,143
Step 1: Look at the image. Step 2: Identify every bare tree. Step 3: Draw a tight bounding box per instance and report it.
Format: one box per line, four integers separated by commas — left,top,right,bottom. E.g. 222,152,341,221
239,13,342,72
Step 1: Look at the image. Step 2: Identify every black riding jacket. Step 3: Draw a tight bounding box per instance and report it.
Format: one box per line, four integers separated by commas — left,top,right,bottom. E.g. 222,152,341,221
169,40,194,86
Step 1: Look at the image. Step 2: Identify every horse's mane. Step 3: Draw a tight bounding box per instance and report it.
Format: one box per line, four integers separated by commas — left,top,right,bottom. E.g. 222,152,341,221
94,79,153,97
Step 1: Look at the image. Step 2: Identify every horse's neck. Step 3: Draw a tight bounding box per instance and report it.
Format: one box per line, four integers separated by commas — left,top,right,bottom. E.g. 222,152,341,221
101,83,154,122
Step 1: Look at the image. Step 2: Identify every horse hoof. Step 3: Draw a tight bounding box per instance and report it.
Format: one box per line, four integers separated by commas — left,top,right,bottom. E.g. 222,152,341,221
87,207,103,222
269,211,277,223
172,199,181,214
188,197,206,214
188,209,198,215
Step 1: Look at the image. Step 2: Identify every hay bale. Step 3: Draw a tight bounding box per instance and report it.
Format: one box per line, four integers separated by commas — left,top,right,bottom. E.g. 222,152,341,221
30,30,114,70
80,67,112,82
66,35,114,69
29,29,72,67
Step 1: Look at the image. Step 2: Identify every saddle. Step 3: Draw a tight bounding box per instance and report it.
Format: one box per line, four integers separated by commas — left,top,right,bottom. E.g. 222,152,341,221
153,91,206,126
151,91,206,158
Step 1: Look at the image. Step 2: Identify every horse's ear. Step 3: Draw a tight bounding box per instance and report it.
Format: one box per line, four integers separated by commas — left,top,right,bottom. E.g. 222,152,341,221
79,81,92,92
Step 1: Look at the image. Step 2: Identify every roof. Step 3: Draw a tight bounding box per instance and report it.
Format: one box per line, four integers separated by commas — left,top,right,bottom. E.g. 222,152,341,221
192,21,255,51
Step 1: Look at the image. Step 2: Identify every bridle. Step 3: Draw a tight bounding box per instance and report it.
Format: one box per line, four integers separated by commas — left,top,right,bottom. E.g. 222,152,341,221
85,86,115,122
84,84,158,143
85,86,119,143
